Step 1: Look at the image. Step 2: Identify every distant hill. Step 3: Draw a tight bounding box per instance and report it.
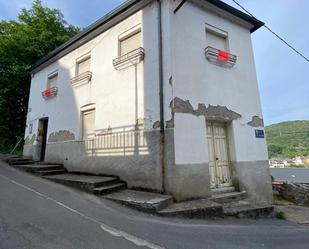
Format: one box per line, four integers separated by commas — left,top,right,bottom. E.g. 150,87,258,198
265,120,309,159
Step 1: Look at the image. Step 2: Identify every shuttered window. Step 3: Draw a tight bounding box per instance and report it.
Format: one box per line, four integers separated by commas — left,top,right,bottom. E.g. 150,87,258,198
76,57,91,76
82,110,95,140
119,31,141,56
206,30,227,51
47,73,58,88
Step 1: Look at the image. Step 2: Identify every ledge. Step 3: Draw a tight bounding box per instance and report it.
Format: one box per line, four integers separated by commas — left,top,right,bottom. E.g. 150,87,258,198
205,46,237,68
113,47,144,70
70,71,92,87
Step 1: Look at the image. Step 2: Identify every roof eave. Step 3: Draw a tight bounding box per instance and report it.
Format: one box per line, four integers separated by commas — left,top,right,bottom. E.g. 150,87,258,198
30,0,143,72
31,0,264,73
204,0,264,33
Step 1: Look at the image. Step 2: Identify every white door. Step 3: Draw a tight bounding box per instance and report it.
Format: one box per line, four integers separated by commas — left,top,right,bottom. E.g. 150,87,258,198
207,122,232,188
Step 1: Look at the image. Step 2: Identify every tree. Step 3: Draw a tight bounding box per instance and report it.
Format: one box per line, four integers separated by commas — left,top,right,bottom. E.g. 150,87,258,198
0,0,79,151
268,144,284,158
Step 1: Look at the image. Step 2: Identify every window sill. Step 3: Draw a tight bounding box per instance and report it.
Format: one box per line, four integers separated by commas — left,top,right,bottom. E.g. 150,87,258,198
113,47,145,70
70,71,92,87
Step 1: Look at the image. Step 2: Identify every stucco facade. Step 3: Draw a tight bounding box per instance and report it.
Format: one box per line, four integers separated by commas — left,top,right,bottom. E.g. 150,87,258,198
23,0,273,204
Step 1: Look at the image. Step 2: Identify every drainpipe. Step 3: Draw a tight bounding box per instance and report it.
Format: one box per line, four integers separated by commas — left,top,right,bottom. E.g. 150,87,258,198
157,0,166,192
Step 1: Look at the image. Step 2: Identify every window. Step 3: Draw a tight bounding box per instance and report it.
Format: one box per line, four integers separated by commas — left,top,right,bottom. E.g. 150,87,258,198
47,72,58,88
206,24,228,51
76,57,91,76
29,123,33,134
119,30,141,56
82,110,95,140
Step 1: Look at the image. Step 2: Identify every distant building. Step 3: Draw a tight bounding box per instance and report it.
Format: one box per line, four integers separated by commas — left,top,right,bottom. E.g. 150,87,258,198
293,156,309,166
294,157,305,165
269,160,285,168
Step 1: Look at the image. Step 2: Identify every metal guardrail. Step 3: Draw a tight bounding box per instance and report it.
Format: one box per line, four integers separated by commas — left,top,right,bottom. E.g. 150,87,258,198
205,46,237,68
42,87,58,99
113,47,145,70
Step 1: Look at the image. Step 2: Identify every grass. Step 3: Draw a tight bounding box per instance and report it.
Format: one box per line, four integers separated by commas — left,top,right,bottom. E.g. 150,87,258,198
273,194,294,206
288,164,305,168
275,211,286,220
0,147,23,156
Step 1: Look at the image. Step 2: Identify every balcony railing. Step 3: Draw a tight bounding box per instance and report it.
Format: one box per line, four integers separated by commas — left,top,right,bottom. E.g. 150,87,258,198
42,87,58,99
70,71,92,87
113,47,145,70
205,46,237,68
84,127,149,156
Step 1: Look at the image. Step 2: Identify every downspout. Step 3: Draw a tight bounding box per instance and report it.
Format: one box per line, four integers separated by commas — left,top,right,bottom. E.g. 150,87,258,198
157,0,166,192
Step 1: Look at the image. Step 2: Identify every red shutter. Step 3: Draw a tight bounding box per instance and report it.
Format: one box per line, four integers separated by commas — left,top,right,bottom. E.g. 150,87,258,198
218,50,229,61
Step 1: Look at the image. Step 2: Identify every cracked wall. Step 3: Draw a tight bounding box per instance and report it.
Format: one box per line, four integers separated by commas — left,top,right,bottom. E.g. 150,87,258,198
48,130,75,143
166,97,242,128
247,116,264,127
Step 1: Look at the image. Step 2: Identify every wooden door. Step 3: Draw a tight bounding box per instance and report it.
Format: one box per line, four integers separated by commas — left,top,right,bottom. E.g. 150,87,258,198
207,122,232,188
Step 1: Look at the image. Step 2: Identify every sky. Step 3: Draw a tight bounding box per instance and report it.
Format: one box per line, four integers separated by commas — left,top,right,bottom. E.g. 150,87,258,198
0,0,308,125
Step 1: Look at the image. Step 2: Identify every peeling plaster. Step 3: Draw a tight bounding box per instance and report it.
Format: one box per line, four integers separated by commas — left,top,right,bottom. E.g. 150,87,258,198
24,134,36,145
48,130,75,143
170,97,242,122
153,121,160,129
165,118,174,128
195,104,242,121
171,97,195,114
247,116,264,127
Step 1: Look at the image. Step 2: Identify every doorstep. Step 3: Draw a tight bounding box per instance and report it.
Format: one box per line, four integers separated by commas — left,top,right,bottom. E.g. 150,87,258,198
105,189,173,213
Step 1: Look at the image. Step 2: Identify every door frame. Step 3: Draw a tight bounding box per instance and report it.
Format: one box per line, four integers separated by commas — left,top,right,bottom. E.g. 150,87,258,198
39,118,49,161
207,121,232,189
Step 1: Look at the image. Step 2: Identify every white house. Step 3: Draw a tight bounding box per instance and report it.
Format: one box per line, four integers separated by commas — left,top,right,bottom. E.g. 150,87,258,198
23,0,273,204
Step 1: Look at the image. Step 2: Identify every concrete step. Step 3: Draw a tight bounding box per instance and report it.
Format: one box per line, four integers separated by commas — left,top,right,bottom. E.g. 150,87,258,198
157,199,223,218
105,189,173,213
210,191,247,204
93,183,126,195
36,169,67,176
8,159,35,165
44,173,121,192
0,154,20,160
211,186,235,194
12,164,64,173
223,200,274,218
36,162,64,166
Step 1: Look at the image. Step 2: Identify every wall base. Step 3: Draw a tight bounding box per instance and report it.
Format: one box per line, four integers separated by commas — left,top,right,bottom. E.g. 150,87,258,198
231,160,273,204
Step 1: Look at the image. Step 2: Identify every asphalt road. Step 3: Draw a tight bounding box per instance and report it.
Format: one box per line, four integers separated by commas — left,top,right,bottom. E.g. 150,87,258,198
1,162,309,249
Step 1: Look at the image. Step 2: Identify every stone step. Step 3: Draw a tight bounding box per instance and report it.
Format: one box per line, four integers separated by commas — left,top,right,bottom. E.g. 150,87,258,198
36,162,64,166
210,191,247,204
12,164,64,173
223,200,274,218
157,199,223,218
44,173,121,192
36,169,67,176
211,186,235,194
8,159,35,165
93,183,127,195
105,189,173,213
0,154,21,160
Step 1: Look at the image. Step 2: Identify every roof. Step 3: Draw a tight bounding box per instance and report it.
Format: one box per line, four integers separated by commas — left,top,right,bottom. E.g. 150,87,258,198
31,0,264,72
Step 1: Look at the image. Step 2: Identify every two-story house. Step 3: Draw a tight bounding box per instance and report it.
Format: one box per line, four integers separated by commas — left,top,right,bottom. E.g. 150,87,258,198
23,0,273,204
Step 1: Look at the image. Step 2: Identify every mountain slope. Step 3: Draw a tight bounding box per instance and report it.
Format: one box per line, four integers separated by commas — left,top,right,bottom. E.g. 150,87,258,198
265,120,309,158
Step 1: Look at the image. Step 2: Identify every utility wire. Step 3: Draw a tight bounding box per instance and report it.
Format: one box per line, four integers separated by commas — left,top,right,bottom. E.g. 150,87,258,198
231,0,309,63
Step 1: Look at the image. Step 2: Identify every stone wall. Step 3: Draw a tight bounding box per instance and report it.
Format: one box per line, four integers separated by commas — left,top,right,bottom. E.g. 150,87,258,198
273,181,309,207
